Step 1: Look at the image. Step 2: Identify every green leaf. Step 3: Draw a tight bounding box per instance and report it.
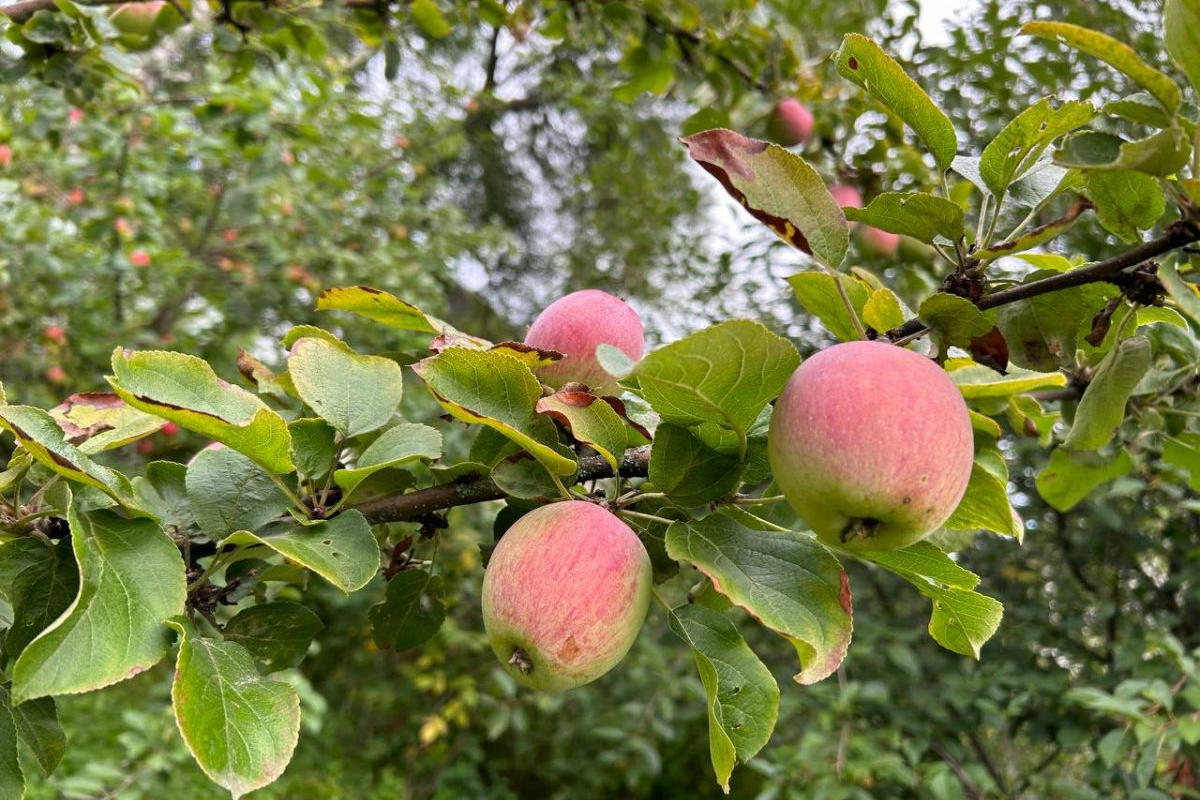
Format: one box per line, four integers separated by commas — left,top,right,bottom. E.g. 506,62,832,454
995,280,1113,371
316,286,488,347
834,33,957,170
334,423,442,494
918,294,993,350
841,192,964,243
288,337,405,438
1008,395,1060,443
976,202,1090,261
1037,448,1134,510
680,129,849,268
0,538,78,660
490,455,561,500
168,620,300,800
288,418,339,482
10,695,64,778
664,516,852,684
224,510,380,594
48,392,166,454
1103,92,1174,128
132,461,198,538
108,349,294,475
668,604,779,793
368,570,446,651
1163,433,1200,492
1007,162,1082,210
12,504,186,703
947,358,1068,398
1165,0,1200,92
631,321,799,460
0,406,131,504
186,446,291,539
980,98,1095,197
410,0,452,37
223,602,324,673
1021,21,1181,113
862,287,907,333
0,687,21,800
788,271,871,342
535,392,642,474
649,423,742,506
857,543,1003,658
944,463,1022,539
1160,260,1200,323
412,348,576,476
1063,335,1152,450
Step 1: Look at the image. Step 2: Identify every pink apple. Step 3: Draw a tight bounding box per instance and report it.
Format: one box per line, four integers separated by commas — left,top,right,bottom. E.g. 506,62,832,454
828,183,863,210
482,501,652,691
44,325,66,344
129,250,151,267
46,365,67,384
773,99,814,146
524,290,644,395
0,145,11,168
768,341,974,551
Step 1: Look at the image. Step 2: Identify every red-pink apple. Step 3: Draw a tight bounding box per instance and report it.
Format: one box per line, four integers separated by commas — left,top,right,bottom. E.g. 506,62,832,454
44,325,66,344
482,501,652,691
772,99,814,146
46,365,67,384
524,289,644,395
68,108,84,125
0,145,11,168
828,183,863,211
857,225,901,258
768,341,973,551
129,250,151,267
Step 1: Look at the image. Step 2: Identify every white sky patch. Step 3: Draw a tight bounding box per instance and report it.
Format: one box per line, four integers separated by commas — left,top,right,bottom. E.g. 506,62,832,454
917,0,977,44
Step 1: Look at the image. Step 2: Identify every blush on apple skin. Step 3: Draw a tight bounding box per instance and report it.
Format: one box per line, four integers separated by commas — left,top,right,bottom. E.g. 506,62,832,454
482,501,652,691
524,290,644,396
768,340,974,551
773,99,814,146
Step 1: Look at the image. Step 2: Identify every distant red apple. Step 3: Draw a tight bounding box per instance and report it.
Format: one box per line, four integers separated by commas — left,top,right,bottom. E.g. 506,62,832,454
130,250,151,267
222,229,238,243
857,225,901,258
46,365,67,384
162,422,180,436
0,145,11,168
828,183,863,210
69,108,84,125
772,99,814,146
394,135,411,149
44,325,67,345
137,439,155,455
67,188,84,205
115,217,133,236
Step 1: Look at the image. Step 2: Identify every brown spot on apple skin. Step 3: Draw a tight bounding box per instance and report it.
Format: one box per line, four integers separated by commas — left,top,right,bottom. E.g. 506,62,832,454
556,636,582,664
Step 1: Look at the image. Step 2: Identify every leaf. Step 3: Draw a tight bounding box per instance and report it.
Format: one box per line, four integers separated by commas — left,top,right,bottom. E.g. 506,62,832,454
834,33,957,170
223,510,380,594
0,687,21,800
108,349,294,475
632,321,799,459
979,98,1095,197
410,0,452,37
1160,260,1200,323
334,423,442,494
918,294,993,350
1037,448,1134,511
1163,433,1200,492
10,695,64,778
1063,335,1152,450
668,604,779,793
316,286,488,348
1021,21,1181,112
649,424,742,506
288,337,405,438
132,461,198,538
680,129,849,268
288,418,339,482
168,620,300,800
186,446,291,539
223,602,324,673
535,391,641,473
12,504,186,703
944,463,1021,539
412,348,576,476
788,271,871,342
947,358,1068,398
863,288,907,333
995,279,1113,371
951,156,990,198
664,516,852,684
368,570,446,650
1008,162,1081,209
1165,0,1200,92
976,202,1090,261
0,405,131,504
1103,92,1174,128
48,392,165,454
841,192,964,243
857,543,1003,658
0,538,78,660
490,454,561,499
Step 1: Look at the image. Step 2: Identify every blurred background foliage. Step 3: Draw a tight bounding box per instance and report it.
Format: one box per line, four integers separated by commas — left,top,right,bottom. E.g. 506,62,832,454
2,0,1199,796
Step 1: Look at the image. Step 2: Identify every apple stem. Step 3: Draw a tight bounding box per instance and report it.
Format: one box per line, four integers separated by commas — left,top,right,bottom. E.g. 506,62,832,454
508,648,534,675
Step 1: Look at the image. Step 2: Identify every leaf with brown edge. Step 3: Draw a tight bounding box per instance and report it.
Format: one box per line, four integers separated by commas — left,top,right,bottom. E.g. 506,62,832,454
681,129,849,269
601,396,653,442
318,285,490,348
49,392,166,454
489,341,563,369
968,327,1009,374
536,389,645,472
665,515,852,685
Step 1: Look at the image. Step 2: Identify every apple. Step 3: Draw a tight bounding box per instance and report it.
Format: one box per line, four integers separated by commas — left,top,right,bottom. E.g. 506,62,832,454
67,188,84,205
46,365,67,384
162,422,179,436
828,183,863,211
130,250,151,267
768,340,974,551
0,145,11,169
857,225,901,258
482,501,652,691
772,98,814,146
44,325,66,345
523,289,644,395
68,108,84,125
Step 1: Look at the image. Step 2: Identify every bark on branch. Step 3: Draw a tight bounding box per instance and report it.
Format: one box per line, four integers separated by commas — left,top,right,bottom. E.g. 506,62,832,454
353,446,652,525
886,219,1200,342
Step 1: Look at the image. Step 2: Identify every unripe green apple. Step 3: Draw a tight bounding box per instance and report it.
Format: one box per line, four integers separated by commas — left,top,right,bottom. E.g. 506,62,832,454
770,99,814,146
524,289,644,395
109,1,164,36
768,341,973,551
482,501,652,691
